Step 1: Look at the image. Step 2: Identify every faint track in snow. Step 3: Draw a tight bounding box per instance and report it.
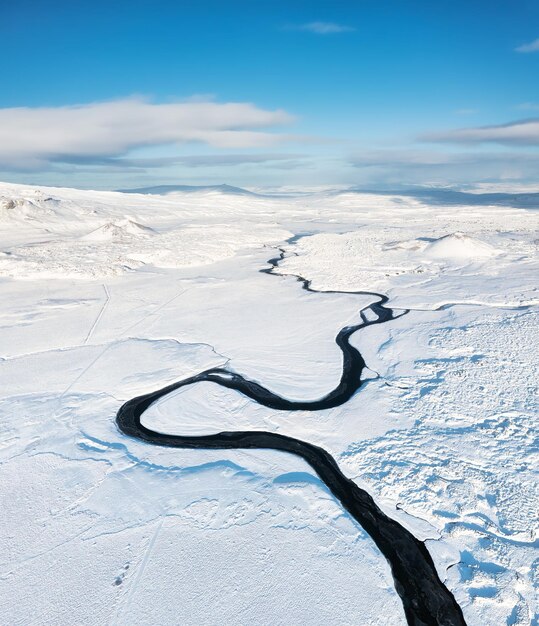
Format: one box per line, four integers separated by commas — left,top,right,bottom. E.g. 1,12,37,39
83,284,110,345
118,287,191,338
111,519,164,626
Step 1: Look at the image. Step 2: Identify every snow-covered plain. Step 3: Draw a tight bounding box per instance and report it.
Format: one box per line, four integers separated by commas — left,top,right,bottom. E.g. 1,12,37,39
0,181,537,625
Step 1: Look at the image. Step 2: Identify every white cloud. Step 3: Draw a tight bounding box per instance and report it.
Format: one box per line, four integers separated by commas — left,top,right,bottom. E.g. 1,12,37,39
0,97,296,170
421,119,539,146
515,38,539,53
297,22,355,34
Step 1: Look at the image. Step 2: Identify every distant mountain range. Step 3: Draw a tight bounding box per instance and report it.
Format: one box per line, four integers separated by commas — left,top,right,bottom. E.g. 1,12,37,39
346,188,539,209
117,183,539,209
117,183,258,196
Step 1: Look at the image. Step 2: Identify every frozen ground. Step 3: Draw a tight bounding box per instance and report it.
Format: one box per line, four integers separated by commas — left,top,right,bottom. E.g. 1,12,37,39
0,182,537,625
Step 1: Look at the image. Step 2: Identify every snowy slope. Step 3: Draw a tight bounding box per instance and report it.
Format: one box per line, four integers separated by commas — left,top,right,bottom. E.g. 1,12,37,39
0,181,537,625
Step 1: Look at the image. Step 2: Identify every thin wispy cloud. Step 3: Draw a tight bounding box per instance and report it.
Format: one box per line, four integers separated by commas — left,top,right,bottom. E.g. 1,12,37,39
420,119,539,146
65,153,308,170
516,102,539,111
349,149,539,185
351,150,463,167
294,21,355,35
0,98,297,170
153,153,307,168
350,149,539,167
515,37,539,53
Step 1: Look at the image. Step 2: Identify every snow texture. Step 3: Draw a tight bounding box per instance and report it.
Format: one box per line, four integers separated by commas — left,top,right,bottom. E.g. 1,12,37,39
0,182,537,625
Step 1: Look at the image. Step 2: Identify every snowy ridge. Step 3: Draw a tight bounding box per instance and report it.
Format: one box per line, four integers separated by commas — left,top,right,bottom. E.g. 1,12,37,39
421,232,499,259
81,219,157,242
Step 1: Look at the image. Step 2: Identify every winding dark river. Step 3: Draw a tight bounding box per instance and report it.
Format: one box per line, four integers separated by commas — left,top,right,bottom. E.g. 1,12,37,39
116,244,467,626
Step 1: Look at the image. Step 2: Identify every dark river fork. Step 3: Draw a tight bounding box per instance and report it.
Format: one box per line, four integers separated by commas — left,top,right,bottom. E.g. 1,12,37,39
116,243,467,626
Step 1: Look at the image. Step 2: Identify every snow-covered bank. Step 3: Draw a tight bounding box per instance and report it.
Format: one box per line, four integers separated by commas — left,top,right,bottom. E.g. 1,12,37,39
275,218,539,310
0,182,537,625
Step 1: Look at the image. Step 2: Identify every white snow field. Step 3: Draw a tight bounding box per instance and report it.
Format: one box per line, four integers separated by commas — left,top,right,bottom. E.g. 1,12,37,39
0,181,537,625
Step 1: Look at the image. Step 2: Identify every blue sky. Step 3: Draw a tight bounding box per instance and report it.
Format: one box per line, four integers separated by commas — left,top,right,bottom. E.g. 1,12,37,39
2,0,539,189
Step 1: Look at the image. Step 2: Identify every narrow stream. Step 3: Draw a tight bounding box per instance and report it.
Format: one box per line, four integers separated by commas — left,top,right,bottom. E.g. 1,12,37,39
116,245,467,626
